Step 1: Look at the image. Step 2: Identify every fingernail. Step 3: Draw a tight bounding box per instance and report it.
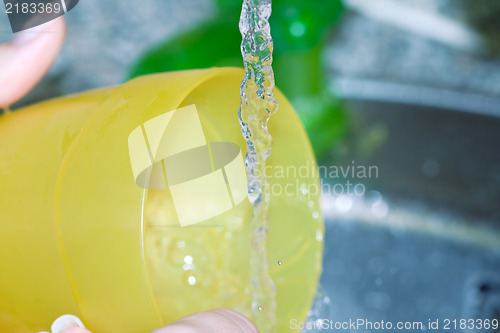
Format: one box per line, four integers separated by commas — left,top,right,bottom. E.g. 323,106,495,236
14,17,61,44
51,314,86,333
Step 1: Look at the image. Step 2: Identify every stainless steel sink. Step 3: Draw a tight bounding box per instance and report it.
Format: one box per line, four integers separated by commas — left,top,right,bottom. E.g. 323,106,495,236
316,84,500,332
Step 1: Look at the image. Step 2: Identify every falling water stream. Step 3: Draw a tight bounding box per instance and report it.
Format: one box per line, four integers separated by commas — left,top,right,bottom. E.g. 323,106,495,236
238,0,278,331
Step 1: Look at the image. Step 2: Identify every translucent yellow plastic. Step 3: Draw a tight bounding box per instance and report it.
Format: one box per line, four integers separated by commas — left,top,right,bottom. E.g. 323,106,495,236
0,68,323,333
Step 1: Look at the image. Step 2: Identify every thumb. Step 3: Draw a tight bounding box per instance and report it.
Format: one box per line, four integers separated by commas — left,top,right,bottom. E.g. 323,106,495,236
0,17,65,108
56,309,258,333
153,309,258,333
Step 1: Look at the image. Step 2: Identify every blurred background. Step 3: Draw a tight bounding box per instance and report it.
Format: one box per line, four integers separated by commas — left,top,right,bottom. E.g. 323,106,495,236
1,0,499,330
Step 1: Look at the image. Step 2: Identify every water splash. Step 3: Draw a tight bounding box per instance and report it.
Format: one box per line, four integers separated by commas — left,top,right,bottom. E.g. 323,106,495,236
302,285,331,332
238,0,278,331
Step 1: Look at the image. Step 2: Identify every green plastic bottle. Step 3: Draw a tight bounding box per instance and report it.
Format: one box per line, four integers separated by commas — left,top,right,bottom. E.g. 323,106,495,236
129,0,346,158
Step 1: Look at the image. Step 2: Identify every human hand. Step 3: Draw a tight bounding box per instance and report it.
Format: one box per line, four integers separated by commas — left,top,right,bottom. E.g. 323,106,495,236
0,17,65,108
43,309,258,333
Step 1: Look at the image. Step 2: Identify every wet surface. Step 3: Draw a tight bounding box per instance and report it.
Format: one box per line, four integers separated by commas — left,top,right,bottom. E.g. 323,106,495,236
321,213,500,329
316,97,500,331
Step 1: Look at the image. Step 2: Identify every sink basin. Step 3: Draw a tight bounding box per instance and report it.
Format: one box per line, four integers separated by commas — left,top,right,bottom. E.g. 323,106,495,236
316,89,500,331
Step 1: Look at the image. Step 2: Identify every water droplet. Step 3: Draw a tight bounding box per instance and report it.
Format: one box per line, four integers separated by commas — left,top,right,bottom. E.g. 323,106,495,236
257,306,263,311
315,230,323,242
188,276,197,285
184,255,193,265
289,21,306,37
365,190,382,207
300,184,309,195
277,260,282,265
372,201,389,218
307,200,314,208
312,211,319,219
335,195,353,212
305,285,331,323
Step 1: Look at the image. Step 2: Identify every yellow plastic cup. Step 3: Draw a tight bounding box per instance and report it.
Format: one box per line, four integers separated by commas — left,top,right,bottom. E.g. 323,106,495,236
0,68,323,333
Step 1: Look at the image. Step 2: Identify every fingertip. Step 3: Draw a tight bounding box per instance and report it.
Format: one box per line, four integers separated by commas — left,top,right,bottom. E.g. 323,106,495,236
14,16,66,45
0,16,66,108
212,308,259,333
154,308,258,333
51,314,87,333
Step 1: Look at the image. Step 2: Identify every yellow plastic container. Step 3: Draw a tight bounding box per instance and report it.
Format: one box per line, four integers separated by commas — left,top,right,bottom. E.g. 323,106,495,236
0,68,323,333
